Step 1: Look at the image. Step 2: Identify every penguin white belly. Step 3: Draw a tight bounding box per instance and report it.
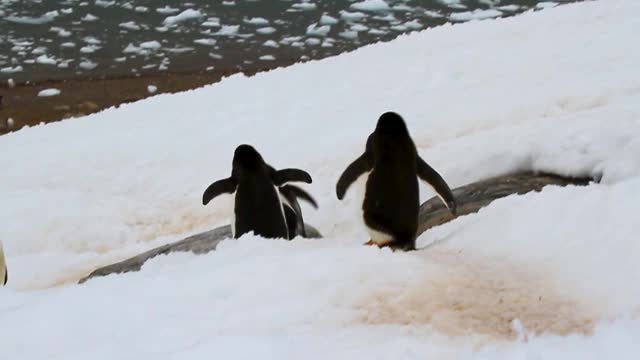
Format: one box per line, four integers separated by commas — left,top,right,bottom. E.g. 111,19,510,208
366,226,394,246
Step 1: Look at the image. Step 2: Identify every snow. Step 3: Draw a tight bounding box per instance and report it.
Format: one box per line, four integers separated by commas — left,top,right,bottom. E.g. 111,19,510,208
147,85,158,94
2,0,640,358
163,9,204,25
37,88,61,97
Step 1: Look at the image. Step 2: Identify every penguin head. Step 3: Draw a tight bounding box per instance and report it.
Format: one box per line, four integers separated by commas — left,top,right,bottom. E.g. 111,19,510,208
375,112,409,137
372,112,411,155
232,144,266,173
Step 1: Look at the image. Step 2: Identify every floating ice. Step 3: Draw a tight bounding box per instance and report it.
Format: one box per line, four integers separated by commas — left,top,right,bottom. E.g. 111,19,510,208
194,38,217,46
119,21,141,31
338,30,358,39
319,14,339,25
163,47,194,54
0,66,23,73
291,2,317,11
163,9,204,25
256,27,276,34
392,4,414,11
36,55,56,65
424,10,444,18
6,11,59,25
83,37,101,45
340,11,367,22
50,27,72,37
259,55,275,61
215,25,240,36
61,42,75,48
350,0,390,12
536,2,558,9
135,6,148,13
368,28,387,35
244,17,269,26
498,5,521,12
95,0,115,8
156,6,180,15
373,13,396,21
305,38,321,46
449,9,502,22
81,14,98,21
147,85,157,94
80,45,100,54
37,88,61,97
404,19,423,30
307,23,331,37
201,18,221,27
263,40,279,48
79,59,97,70
140,41,161,49
350,23,369,32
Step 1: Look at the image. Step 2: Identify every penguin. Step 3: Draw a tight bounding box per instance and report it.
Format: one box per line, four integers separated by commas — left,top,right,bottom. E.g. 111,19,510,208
278,184,318,239
202,144,313,240
0,240,7,286
336,112,457,251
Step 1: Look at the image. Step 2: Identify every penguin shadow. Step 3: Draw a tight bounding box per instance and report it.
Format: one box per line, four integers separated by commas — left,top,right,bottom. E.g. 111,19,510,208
202,144,319,241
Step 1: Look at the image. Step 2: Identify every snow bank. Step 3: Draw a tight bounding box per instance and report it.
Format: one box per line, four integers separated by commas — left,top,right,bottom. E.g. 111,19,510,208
1,0,640,358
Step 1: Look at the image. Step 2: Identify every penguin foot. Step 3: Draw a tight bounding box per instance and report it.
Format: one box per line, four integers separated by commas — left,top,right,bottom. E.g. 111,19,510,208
364,239,377,246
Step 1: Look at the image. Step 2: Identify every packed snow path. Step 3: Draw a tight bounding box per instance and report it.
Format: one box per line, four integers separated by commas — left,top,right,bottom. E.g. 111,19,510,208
2,0,640,358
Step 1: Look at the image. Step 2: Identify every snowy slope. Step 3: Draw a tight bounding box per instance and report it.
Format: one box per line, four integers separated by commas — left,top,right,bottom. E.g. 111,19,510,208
2,0,640,358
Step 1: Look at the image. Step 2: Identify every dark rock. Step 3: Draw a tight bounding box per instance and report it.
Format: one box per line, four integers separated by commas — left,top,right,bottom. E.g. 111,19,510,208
78,224,321,284
418,171,594,236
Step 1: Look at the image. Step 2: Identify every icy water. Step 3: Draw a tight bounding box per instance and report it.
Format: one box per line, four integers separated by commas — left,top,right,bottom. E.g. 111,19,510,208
0,0,572,83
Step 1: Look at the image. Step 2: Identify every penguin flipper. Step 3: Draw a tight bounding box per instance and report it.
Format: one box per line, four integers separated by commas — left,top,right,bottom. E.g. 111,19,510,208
280,185,318,209
416,156,457,214
202,178,237,205
3,266,6,285
272,169,312,186
336,153,370,200
279,186,311,238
